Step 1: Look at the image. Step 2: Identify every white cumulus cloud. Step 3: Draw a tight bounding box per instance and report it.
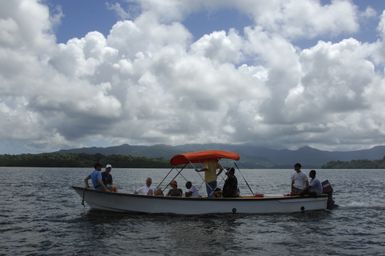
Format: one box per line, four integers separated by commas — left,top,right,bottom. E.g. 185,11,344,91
1,0,385,153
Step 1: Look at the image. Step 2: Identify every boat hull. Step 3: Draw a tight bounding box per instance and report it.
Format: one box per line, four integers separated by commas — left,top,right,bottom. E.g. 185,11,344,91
73,186,328,215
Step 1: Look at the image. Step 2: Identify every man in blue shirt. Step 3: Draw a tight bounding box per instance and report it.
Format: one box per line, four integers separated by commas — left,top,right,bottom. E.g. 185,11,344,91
84,163,109,191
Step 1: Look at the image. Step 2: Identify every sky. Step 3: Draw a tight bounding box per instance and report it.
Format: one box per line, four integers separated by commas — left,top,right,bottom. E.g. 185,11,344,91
1,0,385,154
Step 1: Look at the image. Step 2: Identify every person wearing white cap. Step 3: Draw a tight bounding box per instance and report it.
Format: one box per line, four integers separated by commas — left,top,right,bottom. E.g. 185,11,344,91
102,164,117,192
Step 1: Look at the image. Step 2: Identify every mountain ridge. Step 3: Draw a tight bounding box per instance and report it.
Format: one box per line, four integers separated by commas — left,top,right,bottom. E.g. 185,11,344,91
57,144,385,168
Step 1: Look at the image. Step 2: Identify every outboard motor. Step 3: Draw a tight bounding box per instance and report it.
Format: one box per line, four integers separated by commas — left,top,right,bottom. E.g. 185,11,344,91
322,180,335,209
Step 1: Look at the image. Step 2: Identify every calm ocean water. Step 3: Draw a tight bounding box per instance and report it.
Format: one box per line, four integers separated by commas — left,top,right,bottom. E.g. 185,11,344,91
1,167,385,256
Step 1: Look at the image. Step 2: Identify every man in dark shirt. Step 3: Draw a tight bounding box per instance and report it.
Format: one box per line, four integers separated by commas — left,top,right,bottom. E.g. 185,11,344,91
101,164,116,192
222,168,239,197
167,180,182,197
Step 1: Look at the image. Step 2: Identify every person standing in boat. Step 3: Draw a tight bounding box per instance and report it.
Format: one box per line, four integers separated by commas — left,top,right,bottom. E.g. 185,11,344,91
197,159,224,198
291,163,308,195
222,168,239,197
84,163,109,192
135,177,155,196
101,164,117,192
308,170,322,196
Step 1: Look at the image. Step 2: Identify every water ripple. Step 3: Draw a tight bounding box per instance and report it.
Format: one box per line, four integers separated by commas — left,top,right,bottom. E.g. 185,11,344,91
1,167,385,255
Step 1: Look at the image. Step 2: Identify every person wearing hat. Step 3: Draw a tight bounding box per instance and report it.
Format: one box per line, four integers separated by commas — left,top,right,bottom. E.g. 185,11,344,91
222,168,239,197
101,164,117,192
84,163,109,191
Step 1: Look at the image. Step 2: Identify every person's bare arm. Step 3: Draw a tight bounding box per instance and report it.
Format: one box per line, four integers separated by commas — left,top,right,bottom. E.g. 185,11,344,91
98,176,109,192
84,175,91,188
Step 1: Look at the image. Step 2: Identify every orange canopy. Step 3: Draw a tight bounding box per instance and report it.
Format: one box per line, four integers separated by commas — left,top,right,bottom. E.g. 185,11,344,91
170,150,240,166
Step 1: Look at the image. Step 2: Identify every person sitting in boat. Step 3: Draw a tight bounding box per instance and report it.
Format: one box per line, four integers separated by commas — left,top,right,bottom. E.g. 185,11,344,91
135,177,155,196
291,163,309,195
213,187,222,198
308,170,322,196
101,164,117,192
84,163,110,192
222,168,239,197
154,188,164,196
196,160,224,198
185,181,200,197
167,180,183,197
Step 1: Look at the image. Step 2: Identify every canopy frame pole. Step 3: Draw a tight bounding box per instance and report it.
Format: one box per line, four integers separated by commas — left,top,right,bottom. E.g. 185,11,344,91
186,161,206,191
193,161,217,193
216,162,226,183
192,162,206,184
194,161,225,195
198,180,205,191
178,171,190,183
156,166,177,190
234,162,254,195
161,163,188,192
81,189,86,207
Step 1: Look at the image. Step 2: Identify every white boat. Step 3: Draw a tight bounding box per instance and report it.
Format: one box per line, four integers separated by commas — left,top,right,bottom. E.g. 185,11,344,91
73,187,328,214
73,150,329,214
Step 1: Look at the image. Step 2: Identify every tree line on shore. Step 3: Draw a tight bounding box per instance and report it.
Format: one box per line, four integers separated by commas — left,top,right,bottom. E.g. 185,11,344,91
1,152,385,168
322,156,385,169
0,153,170,168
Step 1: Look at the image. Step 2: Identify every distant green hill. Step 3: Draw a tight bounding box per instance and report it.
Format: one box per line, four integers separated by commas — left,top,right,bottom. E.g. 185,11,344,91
322,156,385,169
2,144,385,168
58,143,385,168
0,153,169,168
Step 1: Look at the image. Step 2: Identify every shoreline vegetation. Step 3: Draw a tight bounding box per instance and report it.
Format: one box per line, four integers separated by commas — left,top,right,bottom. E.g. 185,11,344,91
0,152,385,168
322,156,385,169
0,153,170,168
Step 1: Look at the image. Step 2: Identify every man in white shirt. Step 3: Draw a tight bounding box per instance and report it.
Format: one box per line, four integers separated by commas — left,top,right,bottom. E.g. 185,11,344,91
291,163,309,195
185,181,200,197
135,177,155,196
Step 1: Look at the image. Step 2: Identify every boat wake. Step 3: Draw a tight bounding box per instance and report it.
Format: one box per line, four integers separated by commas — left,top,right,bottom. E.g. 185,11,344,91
337,201,385,210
